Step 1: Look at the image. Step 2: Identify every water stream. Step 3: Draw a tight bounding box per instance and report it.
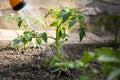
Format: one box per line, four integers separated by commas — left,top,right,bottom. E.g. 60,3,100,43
18,4,39,16
18,4,45,31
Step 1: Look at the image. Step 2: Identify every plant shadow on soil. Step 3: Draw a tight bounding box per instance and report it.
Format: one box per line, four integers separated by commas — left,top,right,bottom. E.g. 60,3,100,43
0,42,114,80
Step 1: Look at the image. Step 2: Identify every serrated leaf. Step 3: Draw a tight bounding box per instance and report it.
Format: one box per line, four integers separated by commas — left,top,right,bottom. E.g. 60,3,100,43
68,17,78,29
23,31,33,41
21,38,28,45
57,10,70,23
11,38,21,45
17,17,23,27
41,32,47,43
78,27,87,41
45,8,59,18
62,13,70,23
57,10,66,18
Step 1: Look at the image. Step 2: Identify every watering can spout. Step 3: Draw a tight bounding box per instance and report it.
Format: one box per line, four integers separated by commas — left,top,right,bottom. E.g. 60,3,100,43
9,0,27,11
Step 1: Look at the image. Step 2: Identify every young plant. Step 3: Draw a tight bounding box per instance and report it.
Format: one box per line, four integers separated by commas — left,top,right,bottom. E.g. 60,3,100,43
97,15,120,45
45,7,87,75
45,7,87,57
4,14,47,49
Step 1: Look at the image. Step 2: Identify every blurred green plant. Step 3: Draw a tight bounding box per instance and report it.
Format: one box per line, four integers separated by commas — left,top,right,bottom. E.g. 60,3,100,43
44,7,87,76
51,46,120,80
81,47,120,80
97,15,120,45
4,14,47,49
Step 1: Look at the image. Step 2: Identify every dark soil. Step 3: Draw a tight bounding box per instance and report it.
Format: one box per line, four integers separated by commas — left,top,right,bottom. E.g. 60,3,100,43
0,42,114,80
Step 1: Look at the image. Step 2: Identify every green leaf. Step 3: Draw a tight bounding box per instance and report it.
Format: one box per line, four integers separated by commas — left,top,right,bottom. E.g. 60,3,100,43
74,60,85,68
23,31,30,34
45,9,54,18
11,38,21,45
67,62,75,68
36,38,42,46
78,27,87,41
78,13,84,19
45,8,60,18
57,9,70,23
68,17,78,29
51,67,64,73
78,14,85,26
57,10,66,18
58,27,67,39
79,74,91,80
61,28,66,39
54,62,67,67
58,29,62,39
102,64,113,74
41,32,47,43
17,17,23,27
81,51,95,66
21,37,28,45
108,68,120,80
62,13,70,23
50,21,59,27
97,54,119,62
23,31,33,41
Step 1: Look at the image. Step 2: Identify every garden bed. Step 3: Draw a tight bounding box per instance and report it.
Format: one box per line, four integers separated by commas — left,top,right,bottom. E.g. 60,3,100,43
0,41,114,80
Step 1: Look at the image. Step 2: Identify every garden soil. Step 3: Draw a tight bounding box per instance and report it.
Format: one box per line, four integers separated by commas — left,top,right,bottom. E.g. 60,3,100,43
0,41,113,80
